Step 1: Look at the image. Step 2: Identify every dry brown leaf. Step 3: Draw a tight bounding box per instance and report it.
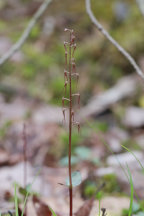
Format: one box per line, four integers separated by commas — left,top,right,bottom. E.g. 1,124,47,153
32,196,52,216
0,149,9,166
75,197,94,216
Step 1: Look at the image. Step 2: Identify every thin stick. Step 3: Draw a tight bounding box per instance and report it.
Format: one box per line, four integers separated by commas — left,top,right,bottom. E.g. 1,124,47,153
69,32,73,216
85,0,144,80
0,0,52,66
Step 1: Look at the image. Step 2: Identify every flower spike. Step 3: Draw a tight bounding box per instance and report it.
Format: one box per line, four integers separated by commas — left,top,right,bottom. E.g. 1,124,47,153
62,29,80,216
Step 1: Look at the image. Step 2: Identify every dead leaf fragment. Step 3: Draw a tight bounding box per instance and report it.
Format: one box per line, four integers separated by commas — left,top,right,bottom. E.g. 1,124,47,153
75,197,94,216
32,196,52,216
0,149,9,166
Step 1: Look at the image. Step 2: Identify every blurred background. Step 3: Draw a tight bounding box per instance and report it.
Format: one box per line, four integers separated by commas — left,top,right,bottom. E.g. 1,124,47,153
0,0,144,215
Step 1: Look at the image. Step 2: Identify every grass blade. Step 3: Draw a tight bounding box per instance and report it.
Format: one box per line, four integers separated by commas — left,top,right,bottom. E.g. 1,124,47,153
126,165,134,216
86,121,144,213
14,184,19,216
21,168,41,216
49,207,57,216
98,198,101,216
121,145,144,172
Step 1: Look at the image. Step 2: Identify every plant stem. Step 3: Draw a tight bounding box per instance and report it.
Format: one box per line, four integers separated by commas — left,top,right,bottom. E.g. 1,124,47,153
68,32,73,216
64,28,78,216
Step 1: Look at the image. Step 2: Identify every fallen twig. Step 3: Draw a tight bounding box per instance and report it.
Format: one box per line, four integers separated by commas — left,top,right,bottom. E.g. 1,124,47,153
85,0,144,80
0,0,52,66
79,75,139,119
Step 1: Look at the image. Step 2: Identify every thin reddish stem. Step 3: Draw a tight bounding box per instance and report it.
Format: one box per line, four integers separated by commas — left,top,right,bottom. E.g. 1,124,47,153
69,31,73,216
63,29,80,216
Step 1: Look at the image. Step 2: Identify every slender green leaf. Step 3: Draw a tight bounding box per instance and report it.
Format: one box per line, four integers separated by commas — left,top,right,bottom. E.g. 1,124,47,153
49,207,57,216
21,168,41,216
87,121,144,213
121,145,144,172
14,184,19,216
126,165,134,216
98,198,101,216
19,183,32,196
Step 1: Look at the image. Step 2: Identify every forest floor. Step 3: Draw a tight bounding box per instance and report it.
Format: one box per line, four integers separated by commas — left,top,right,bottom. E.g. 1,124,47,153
0,0,144,216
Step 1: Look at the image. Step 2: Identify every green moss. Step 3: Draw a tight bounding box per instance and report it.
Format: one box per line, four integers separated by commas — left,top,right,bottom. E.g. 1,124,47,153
27,82,51,102
29,24,41,40
9,19,29,42
111,3,144,54
82,179,104,199
84,182,97,198
21,44,54,80
75,37,103,64
22,63,37,79
49,76,77,105
0,63,15,77
108,66,123,82
91,0,115,21
52,44,65,65
82,174,120,199
102,174,120,193
49,77,64,105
